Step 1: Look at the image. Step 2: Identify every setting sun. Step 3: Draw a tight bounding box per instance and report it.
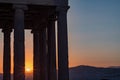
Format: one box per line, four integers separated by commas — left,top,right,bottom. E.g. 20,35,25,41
25,67,32,73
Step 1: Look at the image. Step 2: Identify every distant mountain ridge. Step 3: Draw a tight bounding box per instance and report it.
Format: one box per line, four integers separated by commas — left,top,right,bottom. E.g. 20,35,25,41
108,66,120,68
69,65,120,80
0,65,120,80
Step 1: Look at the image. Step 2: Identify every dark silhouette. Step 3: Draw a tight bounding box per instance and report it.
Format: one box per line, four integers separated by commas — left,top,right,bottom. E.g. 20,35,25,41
0,0,70,80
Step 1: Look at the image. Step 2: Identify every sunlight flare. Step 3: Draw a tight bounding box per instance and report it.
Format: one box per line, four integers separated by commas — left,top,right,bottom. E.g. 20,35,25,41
25,67,32,73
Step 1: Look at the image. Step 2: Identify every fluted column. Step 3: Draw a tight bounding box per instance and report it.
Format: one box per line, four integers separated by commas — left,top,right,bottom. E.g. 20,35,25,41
47,18,57,80
2,28,12,80
39,27,48,80
57,6,69,80
13,4,27,80
32,29,40,80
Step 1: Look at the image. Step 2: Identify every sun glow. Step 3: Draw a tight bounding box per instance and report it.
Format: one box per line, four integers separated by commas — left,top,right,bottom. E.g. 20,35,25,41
26,68,31,72
25,67,32,73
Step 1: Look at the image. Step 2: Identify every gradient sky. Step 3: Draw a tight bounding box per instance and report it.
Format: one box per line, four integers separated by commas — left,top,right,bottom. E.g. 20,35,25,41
68,0,120,67
0,0,120,73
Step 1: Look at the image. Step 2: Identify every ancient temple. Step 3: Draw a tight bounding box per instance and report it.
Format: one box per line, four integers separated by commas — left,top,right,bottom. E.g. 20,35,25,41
0,0,69,80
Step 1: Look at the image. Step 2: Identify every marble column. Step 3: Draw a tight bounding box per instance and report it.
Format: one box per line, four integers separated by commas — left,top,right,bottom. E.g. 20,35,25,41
57,6,69,80
32,29,40,80
2,28,12,80
47,19,57,80
39,27,48,80
13,4,27,80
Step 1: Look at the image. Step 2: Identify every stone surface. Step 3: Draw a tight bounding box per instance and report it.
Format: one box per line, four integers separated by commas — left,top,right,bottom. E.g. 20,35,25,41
14,4,26,80
0,0,57,5
48,20,57,80
2,29,12,80
33,30,40,80
57,6,69,80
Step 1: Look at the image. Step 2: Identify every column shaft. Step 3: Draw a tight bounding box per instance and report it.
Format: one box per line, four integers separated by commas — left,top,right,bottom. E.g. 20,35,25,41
57,7,69,80
39,28,48,80
48,20,57,80
3,29,12,80
33,30,40,80
13,4,27,80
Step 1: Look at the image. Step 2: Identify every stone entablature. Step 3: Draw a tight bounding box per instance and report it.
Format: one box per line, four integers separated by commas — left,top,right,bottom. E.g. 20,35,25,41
0,0,68,6
0,0,56,5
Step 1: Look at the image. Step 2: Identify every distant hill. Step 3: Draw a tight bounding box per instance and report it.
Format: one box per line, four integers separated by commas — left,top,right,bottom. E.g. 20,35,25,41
69,65,120,80
109,66,120,68
0,65,120,80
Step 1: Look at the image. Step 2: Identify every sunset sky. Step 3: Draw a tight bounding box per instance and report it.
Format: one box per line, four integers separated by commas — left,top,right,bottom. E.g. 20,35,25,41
0,0,120,73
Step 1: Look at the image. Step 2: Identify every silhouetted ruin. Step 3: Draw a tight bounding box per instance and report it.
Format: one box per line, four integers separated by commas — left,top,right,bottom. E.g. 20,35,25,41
0,0,69,80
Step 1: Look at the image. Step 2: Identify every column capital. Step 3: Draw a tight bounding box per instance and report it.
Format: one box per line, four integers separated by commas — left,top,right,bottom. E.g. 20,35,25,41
48,15,57,22
13,4,28,10
2,28,12,33
31,28,40,33
56,6,70,13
